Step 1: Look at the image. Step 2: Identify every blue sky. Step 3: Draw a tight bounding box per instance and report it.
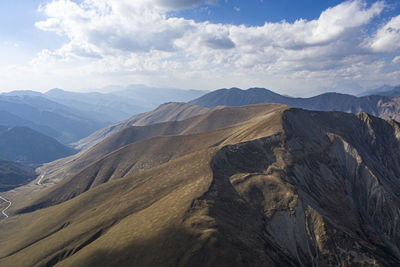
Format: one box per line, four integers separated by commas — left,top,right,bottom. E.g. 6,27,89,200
0,0,400,95
174,0,399,25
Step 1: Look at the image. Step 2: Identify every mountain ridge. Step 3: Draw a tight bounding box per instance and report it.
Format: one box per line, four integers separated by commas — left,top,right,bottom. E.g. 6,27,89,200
190,87,400,121
1,105,400,266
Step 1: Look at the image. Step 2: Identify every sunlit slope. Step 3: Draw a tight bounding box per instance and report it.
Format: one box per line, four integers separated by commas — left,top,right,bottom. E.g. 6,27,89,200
1,106,400,266
38,104,285,183
73,102,209,150
18,105,286,213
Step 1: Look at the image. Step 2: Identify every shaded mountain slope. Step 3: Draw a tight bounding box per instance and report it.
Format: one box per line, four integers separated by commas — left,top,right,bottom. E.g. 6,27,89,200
191,87,400,121
0,159,35,191
73,102,209,151
1,105,400,266
38,104,285,183
0,126,76,165
0,110,59,138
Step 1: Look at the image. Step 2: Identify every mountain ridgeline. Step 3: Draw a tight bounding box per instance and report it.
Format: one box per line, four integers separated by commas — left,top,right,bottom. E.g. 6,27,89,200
190,87,400,121
1,104,400,266
0,86,206,145
72,102,209,150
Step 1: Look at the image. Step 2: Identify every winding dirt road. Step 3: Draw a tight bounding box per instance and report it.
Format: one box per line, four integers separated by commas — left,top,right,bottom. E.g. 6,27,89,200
0,196,11,219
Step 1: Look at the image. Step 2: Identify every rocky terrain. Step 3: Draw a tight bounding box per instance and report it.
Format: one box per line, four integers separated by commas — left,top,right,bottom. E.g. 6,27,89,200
1,104,400,266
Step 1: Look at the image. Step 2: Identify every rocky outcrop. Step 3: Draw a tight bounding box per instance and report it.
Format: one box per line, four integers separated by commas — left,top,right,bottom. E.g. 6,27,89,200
180,109,400,266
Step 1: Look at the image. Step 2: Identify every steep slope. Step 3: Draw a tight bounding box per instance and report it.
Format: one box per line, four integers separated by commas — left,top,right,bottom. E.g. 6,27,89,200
73,102,209,150
0,94,106,143
191,87,400,121
1,106,400,266
0,159,35,191
0,126,76,165
38,104,284,183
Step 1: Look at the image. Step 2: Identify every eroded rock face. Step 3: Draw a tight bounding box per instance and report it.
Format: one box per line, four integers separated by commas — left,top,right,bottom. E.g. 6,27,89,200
182,109,400,266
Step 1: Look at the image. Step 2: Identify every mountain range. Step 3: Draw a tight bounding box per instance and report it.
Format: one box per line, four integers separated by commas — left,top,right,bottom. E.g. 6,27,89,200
0,126,76,165
0,94,106,144
190,87,400,121
1,104,400,266
3,86,400,266
359,84,400,97
1,86,206,145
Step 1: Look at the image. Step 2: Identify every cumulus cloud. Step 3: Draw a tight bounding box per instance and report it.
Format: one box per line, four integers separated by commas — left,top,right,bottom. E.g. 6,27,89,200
370,15,400,53
17,0,399,94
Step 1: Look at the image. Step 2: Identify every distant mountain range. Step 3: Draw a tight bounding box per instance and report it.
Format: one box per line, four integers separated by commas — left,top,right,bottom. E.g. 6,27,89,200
0,158,35,191
5,85,206,123
4,104,400,266
1,86,207,144
359,84,400,97
190,87,400,121
0,94,107,144
0,126,76,165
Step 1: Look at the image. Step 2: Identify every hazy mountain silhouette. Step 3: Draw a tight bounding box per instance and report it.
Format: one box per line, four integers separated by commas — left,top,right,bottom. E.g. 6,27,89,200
359,84,400,97
3,104,400,266
0,126,76,165
0,158,35,191
102,84,207,107
0,94,107,143
45,88,150,123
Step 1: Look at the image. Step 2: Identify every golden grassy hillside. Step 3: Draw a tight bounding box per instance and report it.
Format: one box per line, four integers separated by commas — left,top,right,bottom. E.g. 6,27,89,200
1,104,400,266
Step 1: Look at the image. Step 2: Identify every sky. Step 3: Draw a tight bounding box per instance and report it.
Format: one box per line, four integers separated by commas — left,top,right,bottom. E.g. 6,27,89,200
0,0,400,96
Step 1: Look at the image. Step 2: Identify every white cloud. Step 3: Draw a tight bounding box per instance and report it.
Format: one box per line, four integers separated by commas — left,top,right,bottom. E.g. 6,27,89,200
2,0,399,95
370,15,400,53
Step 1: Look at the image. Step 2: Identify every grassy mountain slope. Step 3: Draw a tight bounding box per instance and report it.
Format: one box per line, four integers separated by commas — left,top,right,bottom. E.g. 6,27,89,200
19,105,285,212
73,102,209,151
1,105,400,266
38,104,284,183
191,87,400,121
